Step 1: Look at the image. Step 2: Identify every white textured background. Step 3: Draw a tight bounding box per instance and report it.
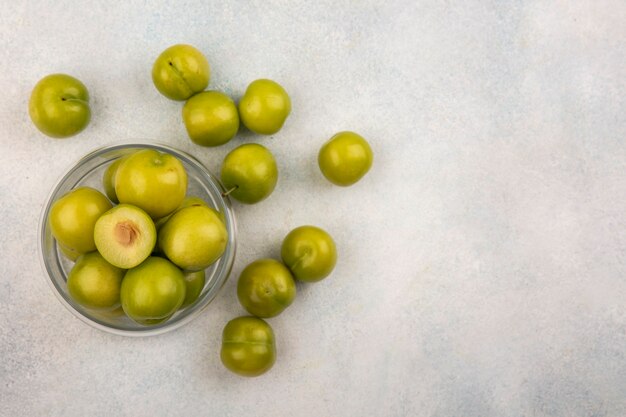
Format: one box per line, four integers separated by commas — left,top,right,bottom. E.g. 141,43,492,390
1,1,625,416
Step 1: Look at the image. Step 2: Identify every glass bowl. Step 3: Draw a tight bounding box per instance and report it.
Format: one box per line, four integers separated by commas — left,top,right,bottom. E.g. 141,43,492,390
39,143,237,336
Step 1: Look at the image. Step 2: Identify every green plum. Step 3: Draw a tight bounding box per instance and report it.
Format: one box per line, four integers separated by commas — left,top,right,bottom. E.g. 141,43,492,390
281,225,337,282
182,91,239,147
49,187,112,253
94,204,156,269
181,270,206,308
121,256,186,325
318,131,373,186
67,252,124,310
115,149,188,219
158,205,228,271
238,79,291,135
28,73,91,138
220,316,276,377
102,155,131,203
237,259,296,318
152,44,210,101
220,143,278,204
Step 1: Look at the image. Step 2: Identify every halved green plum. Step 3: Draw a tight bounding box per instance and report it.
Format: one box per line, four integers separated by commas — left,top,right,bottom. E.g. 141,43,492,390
94,204,156,269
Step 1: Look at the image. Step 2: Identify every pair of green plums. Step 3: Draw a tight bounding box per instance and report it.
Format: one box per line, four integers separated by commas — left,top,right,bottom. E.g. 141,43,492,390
50,149,228,325
236,226,337,318
152,44,291,147
220,130,374,204
218,129,374,206
220,225,336,377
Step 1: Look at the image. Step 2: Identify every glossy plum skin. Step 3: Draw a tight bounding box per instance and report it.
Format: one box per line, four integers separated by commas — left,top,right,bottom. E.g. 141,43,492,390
67,252,124,310
318,131,373,186
238,79,291,135
237,259,296,318
220,316,276,377
157,205,228,271
152,44,210,101
182,91,239,147
220,144,278,204
114,149,188,219
120,257,186,325
29,73,91,138
281,225,337,282
49,187,112,254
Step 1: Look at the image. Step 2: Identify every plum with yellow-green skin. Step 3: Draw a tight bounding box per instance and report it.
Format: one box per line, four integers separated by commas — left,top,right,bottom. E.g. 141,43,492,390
220,316,276,377
115,149,188,219
102,155,131,203
67,252,124,310
94,204,157,269
281,225,337,282
237,259,296,318
220,144,278,204
49,187,112,253
29,73,91,138
152,44,210,101
318,131,373,186
238,79,291,135
183,91,239,147
121,256,186,325
181,270,206,308
158,205,228,271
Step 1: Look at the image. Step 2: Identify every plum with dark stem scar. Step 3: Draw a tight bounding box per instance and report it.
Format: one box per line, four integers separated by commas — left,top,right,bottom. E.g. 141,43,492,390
152,44,210,101
29,73,91,138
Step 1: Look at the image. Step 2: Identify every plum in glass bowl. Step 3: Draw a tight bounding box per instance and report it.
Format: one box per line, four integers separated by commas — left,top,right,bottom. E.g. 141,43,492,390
39,143,236,336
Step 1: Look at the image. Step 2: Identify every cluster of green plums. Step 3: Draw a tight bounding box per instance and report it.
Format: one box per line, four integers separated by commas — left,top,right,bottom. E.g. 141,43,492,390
151,44,290,203
222,225,337,376
33,43,375,378
152,44,373,190
50,149,228,325
28,44,374,193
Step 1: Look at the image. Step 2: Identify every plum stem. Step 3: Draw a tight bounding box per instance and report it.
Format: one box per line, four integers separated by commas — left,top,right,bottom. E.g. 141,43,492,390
222,185,238,197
